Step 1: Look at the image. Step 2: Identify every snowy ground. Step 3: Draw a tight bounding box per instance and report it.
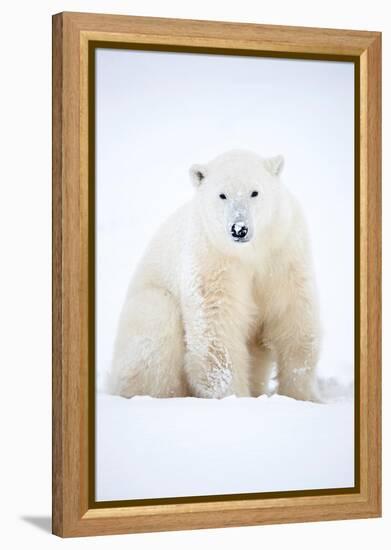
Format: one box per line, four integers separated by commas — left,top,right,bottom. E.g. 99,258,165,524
96,392,354,502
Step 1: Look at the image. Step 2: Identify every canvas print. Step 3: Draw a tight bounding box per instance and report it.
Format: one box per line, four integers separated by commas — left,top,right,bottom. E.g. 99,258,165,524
95,48,355,502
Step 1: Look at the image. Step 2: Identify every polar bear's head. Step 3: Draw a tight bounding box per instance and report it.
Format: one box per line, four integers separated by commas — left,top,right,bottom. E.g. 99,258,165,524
190,150,284,251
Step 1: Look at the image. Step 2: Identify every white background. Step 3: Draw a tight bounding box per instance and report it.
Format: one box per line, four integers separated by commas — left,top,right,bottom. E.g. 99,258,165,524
96,49,354,385
0,0,389,548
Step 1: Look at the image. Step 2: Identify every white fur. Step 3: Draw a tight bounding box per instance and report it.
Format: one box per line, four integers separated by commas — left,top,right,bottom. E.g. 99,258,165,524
108,150,322,401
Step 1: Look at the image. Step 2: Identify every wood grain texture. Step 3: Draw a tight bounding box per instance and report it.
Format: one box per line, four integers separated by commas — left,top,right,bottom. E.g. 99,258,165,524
364,34,382,515
65,11,378,55
52,11,382,538
52,12,63,537
52,12,85,536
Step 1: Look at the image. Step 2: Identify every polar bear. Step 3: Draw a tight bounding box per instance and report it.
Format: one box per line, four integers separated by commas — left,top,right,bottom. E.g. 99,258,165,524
108,150,322,401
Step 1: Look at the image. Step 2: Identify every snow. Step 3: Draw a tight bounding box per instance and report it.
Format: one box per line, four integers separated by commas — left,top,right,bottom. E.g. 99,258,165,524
96,392,354,501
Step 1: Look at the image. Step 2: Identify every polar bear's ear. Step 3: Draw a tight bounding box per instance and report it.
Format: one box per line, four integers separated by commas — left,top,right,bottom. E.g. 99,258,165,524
263,155,284,177
189,164,207,187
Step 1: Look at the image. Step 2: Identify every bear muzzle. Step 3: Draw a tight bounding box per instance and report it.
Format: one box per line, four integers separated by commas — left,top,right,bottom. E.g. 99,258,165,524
230,221,249,242
226,198,253,244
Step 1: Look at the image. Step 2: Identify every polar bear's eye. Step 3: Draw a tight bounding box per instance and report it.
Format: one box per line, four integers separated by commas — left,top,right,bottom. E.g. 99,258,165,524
251,191,259,198
219,193,227,200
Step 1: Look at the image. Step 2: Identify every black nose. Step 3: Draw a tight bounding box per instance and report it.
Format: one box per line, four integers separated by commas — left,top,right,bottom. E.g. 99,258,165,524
231,222,248,240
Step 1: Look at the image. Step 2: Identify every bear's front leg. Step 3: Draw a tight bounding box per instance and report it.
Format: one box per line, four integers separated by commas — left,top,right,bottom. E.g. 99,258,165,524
184,343,251,398
267,282,322,402
277,342,321,402
181,264,251,399
184,345,234,399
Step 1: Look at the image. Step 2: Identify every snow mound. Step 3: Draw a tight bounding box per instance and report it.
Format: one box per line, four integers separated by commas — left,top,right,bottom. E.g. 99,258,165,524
318,376,354,402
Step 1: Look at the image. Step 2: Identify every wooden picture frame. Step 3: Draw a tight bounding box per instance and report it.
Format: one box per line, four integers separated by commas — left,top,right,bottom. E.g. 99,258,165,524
52,11,381,537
